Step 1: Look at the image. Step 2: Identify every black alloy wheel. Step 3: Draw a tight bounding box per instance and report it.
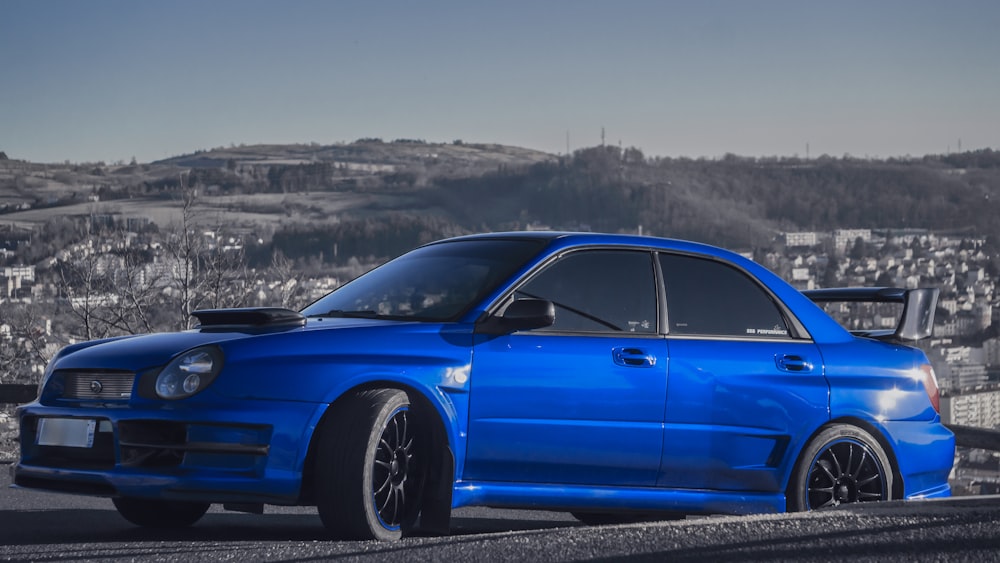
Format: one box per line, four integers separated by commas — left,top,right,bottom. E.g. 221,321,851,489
372,405,414,529
806,439,887,508
316,388,424,541
788,424,893,511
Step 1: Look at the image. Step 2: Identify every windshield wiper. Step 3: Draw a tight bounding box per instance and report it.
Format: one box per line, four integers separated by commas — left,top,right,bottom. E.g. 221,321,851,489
308,309,381,319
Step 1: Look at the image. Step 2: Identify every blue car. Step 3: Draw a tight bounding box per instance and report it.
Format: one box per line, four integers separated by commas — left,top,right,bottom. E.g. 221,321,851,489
15,232,954,540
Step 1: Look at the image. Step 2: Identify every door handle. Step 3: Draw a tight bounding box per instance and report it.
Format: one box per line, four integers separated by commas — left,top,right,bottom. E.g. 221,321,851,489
612,347,656,368
775,354,813,372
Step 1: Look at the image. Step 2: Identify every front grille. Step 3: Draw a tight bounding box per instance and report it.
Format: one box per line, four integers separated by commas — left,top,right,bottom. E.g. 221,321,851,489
62,371,135,400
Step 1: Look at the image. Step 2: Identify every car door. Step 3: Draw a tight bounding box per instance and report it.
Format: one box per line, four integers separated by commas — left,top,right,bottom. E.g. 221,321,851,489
465,249,668,486
655,253,829,493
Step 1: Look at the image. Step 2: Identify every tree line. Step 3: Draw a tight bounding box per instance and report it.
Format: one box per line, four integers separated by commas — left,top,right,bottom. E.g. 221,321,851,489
13,144,998,257
263,146,1000,262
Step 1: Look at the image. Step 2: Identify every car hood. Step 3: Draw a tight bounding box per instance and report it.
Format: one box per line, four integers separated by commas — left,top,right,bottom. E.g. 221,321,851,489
49,317,446,373
51,330,255,372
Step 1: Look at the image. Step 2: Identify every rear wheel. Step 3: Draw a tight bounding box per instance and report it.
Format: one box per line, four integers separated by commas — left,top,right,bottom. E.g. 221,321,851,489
787,424,893,511
315,388,424,541
112,497,209,528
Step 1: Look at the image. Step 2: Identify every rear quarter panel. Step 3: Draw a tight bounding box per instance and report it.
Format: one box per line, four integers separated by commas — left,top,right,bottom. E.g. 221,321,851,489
820,338,954,497
821,339,938,423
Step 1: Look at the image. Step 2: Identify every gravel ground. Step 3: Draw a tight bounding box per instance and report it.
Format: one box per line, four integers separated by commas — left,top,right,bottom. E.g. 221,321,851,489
2,466,999,562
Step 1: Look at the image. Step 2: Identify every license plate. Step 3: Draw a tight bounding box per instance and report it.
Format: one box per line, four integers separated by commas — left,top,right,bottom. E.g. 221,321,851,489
36,418,97,448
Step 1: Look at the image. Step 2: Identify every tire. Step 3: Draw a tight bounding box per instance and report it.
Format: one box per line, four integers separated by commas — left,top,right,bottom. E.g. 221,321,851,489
572,511,685,526
315,388,424,541
112,497,210,528
787,424,893,512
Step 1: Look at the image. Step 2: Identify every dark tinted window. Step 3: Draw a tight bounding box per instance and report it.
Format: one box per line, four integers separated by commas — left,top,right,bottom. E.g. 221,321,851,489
302,239,545,320
516,250,656,333
659,253,788,338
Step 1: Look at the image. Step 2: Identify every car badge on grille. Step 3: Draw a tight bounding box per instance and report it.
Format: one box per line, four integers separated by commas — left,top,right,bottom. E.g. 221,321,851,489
90,380,103,394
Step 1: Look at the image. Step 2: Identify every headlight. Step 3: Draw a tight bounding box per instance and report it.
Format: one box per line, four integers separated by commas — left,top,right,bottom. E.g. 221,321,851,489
36,345,73,399
37,358,57,399
155,346,224,400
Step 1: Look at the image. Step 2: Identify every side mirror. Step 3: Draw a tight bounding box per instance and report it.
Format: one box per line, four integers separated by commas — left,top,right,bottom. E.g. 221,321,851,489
477,298,555,334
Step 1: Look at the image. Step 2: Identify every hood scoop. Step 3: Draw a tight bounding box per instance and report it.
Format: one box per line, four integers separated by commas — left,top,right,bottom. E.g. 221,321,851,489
191,307,306,331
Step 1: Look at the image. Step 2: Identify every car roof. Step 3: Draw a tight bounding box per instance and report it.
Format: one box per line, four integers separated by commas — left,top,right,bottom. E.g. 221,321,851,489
430,231,753,264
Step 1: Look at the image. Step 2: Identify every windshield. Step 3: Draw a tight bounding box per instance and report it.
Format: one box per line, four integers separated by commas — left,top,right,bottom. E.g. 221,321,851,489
301,238,545,321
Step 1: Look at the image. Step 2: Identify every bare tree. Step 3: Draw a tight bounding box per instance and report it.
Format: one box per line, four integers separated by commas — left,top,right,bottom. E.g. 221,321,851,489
160,179,259,325
56,231,163,339
57,247,115,341
105,243,162,334
200,230,258,310
268,249,308,310
161,179,205,329
0,303,52,384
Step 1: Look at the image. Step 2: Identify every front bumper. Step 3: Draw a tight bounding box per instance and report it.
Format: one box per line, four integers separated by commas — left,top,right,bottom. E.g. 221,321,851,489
14,399,322,505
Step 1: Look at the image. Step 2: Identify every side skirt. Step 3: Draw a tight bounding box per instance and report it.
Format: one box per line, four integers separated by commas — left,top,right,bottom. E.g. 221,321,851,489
452,481,785,515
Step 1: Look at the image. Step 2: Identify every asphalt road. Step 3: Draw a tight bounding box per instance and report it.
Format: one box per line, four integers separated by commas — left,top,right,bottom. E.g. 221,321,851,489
2,466,999,562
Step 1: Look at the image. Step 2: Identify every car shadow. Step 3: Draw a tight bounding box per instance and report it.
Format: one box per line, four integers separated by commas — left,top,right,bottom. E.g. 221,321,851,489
0,507,582,546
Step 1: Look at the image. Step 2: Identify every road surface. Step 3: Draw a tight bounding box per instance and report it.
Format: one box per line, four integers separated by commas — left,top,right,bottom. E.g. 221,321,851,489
2,466,998,562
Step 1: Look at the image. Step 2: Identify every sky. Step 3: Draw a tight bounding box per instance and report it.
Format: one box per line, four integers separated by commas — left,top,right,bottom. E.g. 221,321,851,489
2,0,999,164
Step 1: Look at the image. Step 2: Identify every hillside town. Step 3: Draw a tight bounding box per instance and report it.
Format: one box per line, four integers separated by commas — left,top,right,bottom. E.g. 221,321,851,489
2,223,1000,491
771,229,1000,425
776,228,1000,494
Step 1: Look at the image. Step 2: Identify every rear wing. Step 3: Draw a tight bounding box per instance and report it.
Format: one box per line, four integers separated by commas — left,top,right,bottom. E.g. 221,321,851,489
803,287,939,342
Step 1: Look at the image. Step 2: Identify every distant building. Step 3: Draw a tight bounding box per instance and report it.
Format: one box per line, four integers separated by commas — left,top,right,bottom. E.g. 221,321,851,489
943,364,990,393
833,229,872,255
937,311,988,338
929,346,989,393
1,265,36,300
3,265,35,281
942,387,1000,429
783,232,818,247
126,216,151,232
984,338,1000,368
788,267,815,291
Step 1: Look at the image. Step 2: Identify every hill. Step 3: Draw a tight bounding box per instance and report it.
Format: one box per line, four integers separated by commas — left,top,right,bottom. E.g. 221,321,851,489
154,140,555,172
0,140,556,245
2,141,1000,264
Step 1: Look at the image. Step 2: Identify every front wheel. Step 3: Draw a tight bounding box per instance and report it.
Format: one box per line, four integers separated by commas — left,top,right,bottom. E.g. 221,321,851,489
112,497,210,528
787,424,893,511
315,388,424,541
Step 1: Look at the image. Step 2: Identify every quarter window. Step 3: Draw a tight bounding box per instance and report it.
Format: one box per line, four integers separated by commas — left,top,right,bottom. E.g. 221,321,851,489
659,253,788,338
516,250,657,333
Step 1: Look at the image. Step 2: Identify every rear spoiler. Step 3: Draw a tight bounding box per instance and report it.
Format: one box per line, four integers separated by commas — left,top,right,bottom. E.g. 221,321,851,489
803,287,939,342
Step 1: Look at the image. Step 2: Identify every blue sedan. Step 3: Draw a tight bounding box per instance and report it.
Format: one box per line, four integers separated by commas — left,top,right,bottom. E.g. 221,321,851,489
15,232,954,540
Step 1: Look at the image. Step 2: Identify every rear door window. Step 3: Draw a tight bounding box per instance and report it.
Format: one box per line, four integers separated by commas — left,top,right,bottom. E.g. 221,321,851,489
659,253,788,338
